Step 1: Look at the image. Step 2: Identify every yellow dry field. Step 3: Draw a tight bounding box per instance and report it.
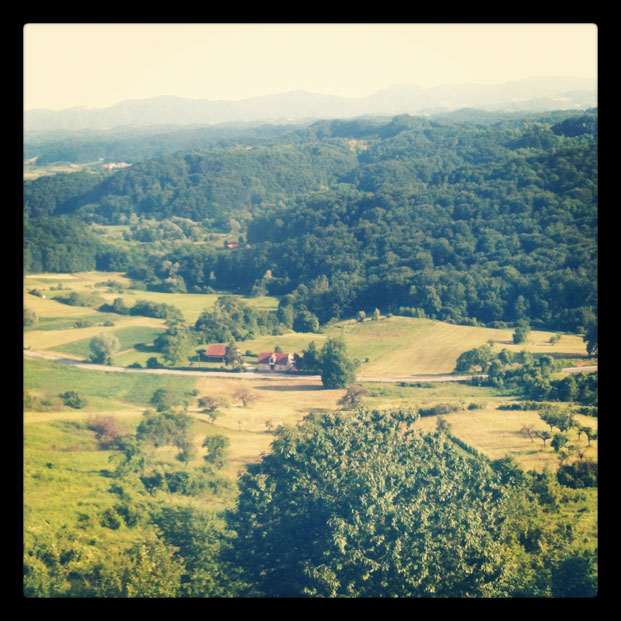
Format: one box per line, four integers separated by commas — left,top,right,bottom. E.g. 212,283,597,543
351,318,588,377
414,408,598,472
189,375,345,477
192,375,342,432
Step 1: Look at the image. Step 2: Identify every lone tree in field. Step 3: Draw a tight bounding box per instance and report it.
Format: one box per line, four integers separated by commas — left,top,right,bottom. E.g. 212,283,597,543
89,333,121,365
150,388,181,411
319,338,358,389
520,424,536,443
233,387,258,408
227,407,514,597
512,322,531,344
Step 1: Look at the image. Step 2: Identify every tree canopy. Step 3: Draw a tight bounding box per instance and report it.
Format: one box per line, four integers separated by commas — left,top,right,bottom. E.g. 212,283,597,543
227,407,515,597
318,339,358,389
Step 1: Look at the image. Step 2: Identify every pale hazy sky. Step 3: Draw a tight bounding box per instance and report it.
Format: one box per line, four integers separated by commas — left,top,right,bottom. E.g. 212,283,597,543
23,23,598,111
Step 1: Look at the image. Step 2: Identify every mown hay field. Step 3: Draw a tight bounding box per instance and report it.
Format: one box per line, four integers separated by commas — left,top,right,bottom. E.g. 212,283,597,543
242,316,590,377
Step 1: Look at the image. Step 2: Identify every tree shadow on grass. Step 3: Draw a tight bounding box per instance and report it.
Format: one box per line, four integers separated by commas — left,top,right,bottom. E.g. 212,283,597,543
255,384,324,392
134,342,159,353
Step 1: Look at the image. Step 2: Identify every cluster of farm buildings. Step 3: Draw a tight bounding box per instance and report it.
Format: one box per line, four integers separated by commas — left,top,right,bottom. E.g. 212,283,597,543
201,344,296,372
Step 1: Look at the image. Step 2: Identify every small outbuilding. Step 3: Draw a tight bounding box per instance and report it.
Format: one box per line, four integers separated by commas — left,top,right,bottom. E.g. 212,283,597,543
201,344,240,362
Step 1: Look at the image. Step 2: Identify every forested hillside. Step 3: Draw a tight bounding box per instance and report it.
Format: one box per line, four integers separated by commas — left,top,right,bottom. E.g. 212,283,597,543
23,109,597,333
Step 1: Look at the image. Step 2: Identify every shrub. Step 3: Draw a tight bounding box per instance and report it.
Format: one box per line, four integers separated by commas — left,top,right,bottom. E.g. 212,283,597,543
513,323,531,344
150,389,180,411
24,307,38,327
203,435,230,468
58,291,105,308
89,333,121,365
557,460,598,488
418,403,461,417
164,470,208,495
100,507,122,530
140,471,166,493
24,391,54,412
60,390,87,409
87,415,128,447
467,402,485,410
338,385,369,408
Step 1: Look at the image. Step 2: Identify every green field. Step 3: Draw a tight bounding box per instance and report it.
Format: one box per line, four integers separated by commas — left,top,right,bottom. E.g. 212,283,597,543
23,272,598,576
24,354,598,550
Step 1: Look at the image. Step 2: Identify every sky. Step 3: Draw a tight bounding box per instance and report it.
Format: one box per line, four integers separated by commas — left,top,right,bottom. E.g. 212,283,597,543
23,23,598,111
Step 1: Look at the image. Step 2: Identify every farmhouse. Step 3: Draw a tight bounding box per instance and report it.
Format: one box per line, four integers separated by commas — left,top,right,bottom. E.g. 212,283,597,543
257,352,296,372
201,343,240,362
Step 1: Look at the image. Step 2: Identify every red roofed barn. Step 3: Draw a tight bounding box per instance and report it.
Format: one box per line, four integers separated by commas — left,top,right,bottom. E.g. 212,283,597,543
202,344,239,362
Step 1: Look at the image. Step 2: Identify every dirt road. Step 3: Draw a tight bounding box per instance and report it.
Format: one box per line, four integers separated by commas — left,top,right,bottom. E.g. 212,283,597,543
23,349,597,384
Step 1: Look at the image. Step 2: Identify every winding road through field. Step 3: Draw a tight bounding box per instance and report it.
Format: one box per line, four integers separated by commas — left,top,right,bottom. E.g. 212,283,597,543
23,349,597,384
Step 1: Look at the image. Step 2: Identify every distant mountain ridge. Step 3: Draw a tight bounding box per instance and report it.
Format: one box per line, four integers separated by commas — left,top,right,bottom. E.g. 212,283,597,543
25,77,597,131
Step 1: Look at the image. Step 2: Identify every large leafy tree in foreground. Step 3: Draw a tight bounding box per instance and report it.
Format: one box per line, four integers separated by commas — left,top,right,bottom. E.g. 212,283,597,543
226,408,513,597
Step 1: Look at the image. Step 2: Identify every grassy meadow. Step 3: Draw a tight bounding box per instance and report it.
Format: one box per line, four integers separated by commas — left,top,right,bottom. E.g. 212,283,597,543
24,353,598,547
240,315,591,377
24,271,598,554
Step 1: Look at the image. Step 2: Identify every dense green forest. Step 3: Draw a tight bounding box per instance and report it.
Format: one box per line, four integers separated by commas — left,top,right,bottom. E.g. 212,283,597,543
23,109,597,333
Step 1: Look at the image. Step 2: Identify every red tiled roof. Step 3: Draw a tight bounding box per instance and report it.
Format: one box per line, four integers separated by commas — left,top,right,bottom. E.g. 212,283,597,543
204,344,227,357
258,352,293,365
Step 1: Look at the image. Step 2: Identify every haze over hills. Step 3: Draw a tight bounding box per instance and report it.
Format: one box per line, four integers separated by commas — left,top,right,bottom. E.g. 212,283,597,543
24,77,596,132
